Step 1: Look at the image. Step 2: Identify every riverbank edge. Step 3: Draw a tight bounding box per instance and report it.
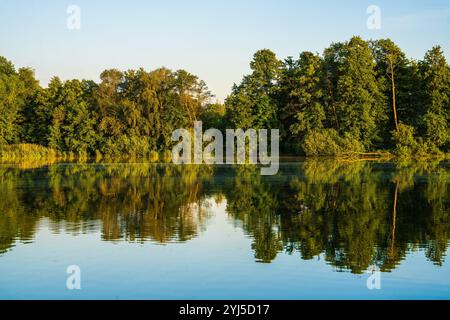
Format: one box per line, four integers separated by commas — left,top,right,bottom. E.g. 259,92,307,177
1,143,449,164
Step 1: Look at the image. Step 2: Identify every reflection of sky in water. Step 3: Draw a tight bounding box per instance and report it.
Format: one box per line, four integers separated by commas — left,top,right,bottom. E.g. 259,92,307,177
0,200,449,300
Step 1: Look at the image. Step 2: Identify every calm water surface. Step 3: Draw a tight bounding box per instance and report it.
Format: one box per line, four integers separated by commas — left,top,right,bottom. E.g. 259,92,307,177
0,160,449,299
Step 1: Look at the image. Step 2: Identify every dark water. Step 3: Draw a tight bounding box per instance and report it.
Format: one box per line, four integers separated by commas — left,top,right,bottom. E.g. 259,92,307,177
0,160,449,299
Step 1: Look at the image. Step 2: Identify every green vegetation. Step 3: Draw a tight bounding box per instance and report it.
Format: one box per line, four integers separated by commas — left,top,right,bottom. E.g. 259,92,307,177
1,36,449,160
0,144,59,161
1,58,212,161
226,37,449,157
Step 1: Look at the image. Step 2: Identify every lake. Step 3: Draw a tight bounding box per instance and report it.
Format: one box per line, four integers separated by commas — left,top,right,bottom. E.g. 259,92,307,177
0,160,449,299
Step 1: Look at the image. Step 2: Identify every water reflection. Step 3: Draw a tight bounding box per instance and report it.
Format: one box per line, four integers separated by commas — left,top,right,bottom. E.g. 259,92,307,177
0,160,449,274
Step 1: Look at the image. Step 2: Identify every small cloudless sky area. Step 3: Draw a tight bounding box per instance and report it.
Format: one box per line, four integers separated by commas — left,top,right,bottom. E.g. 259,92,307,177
1,0,449,101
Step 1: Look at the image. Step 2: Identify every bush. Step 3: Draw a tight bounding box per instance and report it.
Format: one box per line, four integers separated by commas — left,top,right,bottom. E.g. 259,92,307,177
149,151,159,162
422,112,449,148
339,133,365,155
392,124,418,157
101,135,151,158
302,129,364,156
392,124,443,158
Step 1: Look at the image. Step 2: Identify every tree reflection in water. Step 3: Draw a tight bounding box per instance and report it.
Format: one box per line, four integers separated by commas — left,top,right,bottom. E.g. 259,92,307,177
0,159,449,274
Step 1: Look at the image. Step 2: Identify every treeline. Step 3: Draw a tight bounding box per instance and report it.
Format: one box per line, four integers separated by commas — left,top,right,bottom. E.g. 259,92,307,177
225,36,450,157
1,36,449,158
0,59,213,159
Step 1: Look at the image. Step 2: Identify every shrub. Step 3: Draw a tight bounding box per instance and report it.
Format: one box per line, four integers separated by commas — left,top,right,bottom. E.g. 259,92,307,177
302,129,340,156
302,129,364,156
392,124,418,157
392,124,443,158
149,151,159,162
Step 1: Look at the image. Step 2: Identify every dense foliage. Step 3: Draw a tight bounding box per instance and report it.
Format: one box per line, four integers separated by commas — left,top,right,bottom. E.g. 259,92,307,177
226,37,450,156
1,60,212,159
1,37,449,158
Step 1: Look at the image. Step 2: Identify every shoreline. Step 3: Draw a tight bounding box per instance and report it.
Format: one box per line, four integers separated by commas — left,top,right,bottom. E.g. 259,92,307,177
1,144,449,166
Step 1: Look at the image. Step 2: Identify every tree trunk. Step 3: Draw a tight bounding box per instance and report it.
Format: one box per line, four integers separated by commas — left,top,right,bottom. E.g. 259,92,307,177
390,180,399,257
390,59,399,131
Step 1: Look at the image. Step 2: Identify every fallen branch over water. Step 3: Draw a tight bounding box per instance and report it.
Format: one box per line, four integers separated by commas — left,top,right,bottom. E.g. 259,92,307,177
337,152,395,161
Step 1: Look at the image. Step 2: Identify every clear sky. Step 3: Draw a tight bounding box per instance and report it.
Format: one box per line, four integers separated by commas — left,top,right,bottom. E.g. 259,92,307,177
1,0,449,101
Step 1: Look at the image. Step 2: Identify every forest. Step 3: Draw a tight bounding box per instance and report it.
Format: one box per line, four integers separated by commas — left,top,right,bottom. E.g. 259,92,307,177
1,36,449,160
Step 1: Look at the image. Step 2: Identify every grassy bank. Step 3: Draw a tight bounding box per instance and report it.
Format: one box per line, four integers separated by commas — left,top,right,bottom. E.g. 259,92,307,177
1,144,449,165
0,144,170,163
0,144,60,161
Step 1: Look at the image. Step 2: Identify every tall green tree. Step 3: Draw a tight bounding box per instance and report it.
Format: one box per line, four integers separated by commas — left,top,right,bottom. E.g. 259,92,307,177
333,37,386,149
0,57,23,144
46,79,98,154
278,52,325,150
419,46,450,149
16,68,42,143
226,49,281,129
371,39,407,131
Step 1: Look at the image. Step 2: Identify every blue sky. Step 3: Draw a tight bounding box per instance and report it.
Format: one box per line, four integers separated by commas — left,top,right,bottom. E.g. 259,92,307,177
1,0,449,101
